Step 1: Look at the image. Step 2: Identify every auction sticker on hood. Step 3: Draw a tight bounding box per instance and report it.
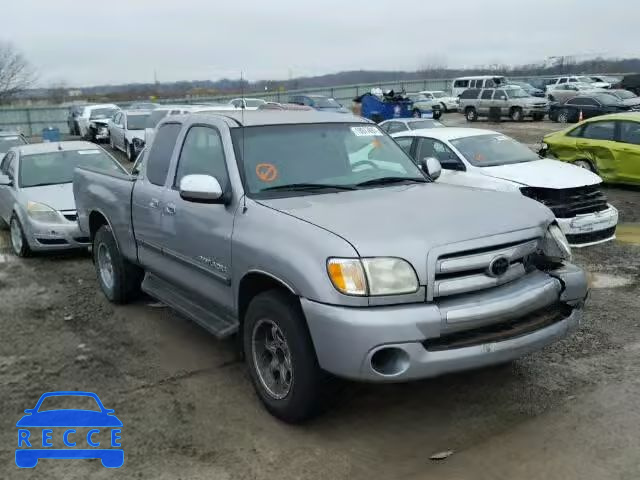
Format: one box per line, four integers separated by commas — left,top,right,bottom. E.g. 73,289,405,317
351,126,383,137
78,150,101,155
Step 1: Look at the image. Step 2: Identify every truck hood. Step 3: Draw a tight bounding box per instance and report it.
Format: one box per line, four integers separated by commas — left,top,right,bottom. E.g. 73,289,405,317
522,97,548,105
258,183,552,256
21,183,76,211
480,159,602,189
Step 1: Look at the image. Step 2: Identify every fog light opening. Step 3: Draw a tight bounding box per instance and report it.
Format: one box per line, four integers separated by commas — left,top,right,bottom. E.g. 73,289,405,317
370,347,410,377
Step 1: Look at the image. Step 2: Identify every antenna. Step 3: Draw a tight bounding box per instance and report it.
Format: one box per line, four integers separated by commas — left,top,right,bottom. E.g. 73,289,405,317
241,71,247,213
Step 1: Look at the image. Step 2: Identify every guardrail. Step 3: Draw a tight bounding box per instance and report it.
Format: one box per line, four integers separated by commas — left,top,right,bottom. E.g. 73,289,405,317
0,73,627,137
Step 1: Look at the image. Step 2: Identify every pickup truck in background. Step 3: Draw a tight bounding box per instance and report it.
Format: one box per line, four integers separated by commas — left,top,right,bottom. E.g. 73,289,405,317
74,111,588,423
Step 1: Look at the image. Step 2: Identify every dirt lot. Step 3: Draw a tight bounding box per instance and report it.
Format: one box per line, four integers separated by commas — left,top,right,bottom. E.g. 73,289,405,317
1,116,640,479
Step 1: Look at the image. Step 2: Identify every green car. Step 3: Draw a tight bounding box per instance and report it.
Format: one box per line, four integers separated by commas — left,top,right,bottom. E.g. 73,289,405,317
541,112,640,185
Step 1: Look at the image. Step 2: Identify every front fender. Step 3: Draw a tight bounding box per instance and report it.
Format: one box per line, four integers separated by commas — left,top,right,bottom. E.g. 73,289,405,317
231,200,369,309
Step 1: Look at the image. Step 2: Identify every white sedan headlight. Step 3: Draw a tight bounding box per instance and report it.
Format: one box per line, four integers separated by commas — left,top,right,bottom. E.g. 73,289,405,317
542,223,572,261
327,257,419,296
26,201,64,224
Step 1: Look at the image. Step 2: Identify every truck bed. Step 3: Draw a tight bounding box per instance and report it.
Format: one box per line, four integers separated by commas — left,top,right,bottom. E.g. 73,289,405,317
73,166,139,263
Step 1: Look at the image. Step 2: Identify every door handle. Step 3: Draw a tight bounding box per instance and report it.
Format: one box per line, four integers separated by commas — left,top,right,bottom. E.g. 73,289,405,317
164,203,176,216
149,198,160,209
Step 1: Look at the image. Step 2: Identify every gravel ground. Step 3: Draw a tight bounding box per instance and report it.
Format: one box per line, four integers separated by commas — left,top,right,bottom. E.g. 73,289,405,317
1,117,640,479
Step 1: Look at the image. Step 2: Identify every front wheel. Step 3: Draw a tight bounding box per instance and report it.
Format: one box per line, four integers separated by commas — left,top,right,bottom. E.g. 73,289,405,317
93,225,143,303
10,215,31,257
510,107,524,122
465,107,478,122
574,159,596,173
243,290,330,423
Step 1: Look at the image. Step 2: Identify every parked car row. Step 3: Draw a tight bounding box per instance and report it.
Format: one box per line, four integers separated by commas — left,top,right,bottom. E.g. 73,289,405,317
4,106,631,424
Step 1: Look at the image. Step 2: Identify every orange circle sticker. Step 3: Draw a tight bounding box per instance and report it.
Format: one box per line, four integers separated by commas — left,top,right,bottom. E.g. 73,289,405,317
256,163,278,182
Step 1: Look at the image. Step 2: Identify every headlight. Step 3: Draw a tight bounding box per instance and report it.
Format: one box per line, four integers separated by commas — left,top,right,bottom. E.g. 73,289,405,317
27,201,64,224
327,257,419,296
542,223,572,262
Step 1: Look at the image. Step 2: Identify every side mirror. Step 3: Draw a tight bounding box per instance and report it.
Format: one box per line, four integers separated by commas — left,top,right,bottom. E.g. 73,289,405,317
420,157,442,181
179,174,223,203
0,174,12,186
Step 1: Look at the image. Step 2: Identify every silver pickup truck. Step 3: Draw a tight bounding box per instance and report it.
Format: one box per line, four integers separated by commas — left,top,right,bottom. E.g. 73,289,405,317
73,111,588,423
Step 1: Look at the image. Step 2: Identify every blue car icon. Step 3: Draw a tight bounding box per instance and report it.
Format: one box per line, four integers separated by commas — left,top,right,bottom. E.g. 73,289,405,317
16,391,123,468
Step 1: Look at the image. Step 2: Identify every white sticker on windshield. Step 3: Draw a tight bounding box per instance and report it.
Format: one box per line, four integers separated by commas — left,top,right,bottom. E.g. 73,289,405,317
78,150,101,155
1,136,19,141
494,135,509,142
351,126,383,137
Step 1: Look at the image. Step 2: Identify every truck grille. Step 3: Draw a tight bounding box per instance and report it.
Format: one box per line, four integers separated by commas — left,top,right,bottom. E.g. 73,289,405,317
433,238,539,299
520,185,608,218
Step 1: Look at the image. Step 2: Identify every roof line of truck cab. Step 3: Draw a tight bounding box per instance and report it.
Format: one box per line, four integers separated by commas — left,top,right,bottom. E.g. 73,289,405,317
188,110,369,127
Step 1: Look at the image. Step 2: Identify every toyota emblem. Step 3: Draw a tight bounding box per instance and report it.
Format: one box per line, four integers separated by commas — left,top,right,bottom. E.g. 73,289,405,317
488,256,510,277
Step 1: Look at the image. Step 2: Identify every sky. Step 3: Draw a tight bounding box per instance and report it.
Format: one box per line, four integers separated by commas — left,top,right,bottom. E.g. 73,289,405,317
2,0,638,87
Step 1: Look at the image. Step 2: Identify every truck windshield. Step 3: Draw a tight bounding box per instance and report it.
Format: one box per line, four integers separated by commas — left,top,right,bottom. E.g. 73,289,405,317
232,123,426,197
506,88,530,99
19,149,124,188
450,134,539,167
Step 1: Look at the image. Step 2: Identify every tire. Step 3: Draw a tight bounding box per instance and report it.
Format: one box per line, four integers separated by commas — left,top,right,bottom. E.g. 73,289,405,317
127,142,136,162
465,107,478,122
440,102,447,113
510,107,524,122
574,159,596,173
412,108,422,118
433,109,442,120
243,289,331,423
558,109,570,124
548,95,555,102
93,225,143,304
10,215,32,257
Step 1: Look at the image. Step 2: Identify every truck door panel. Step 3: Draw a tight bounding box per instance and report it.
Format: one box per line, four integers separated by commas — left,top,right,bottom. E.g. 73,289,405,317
160,123,236,321
132,122,182,271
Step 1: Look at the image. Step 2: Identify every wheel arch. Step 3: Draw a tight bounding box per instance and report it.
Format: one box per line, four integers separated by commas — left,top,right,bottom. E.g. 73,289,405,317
237,271,300,353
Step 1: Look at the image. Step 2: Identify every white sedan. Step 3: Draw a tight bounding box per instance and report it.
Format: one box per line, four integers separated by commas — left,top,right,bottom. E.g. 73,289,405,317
392,127,618,247
419,91,459,112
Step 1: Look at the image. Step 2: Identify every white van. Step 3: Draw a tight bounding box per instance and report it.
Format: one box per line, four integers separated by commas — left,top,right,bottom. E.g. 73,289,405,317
452,76,507,97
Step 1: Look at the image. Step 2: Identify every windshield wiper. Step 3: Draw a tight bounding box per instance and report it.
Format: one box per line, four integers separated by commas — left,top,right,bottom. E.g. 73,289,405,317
355,177,428,187
260,183,357,193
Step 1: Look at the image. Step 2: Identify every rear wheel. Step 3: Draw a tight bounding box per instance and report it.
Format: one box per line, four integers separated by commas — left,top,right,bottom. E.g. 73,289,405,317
465,107,478,122
440,102,447,113
93,225,143,303
10,215,31,257
243,290,331,423
558,109,570,124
